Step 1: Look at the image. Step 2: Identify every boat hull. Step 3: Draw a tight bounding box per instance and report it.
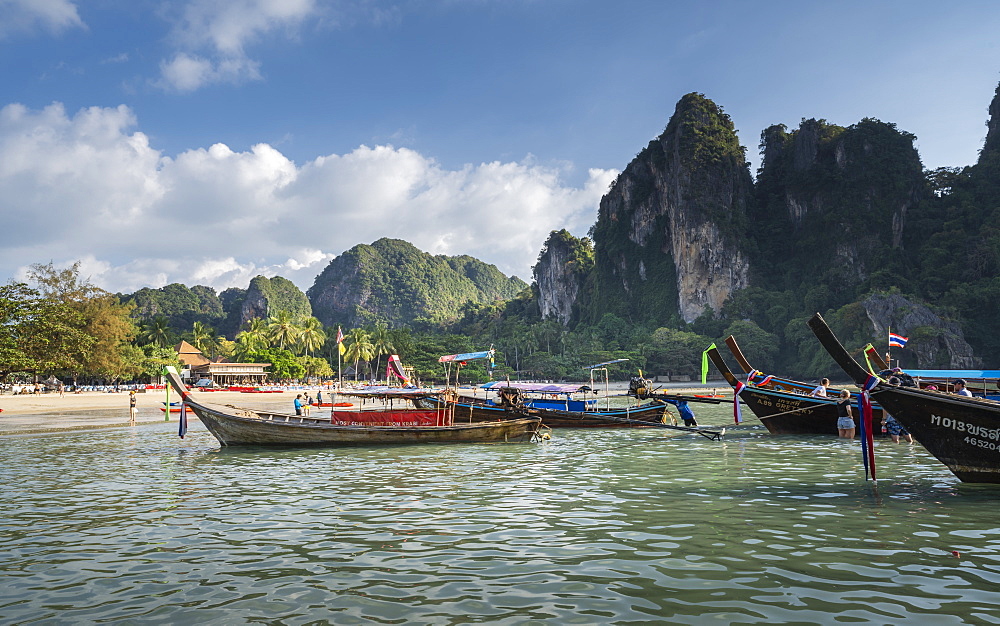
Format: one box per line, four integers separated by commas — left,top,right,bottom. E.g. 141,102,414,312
869,387,1000,483
189,403,540,446
738,385,885,436
421,397,669,428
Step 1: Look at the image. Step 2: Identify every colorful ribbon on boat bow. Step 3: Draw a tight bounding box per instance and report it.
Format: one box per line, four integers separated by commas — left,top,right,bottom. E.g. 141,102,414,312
856,374,879,480
178,402,188,439
733,380,746,424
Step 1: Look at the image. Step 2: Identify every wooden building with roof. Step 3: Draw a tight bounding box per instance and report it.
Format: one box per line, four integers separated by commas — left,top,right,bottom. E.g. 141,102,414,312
173,341,271,386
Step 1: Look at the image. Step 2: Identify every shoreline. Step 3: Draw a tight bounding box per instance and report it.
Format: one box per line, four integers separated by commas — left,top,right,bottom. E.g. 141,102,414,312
0,382,732,436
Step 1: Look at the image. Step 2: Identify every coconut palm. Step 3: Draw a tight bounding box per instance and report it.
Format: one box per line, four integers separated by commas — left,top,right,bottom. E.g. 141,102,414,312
267,310,300,351
188,321,216,356
235,317,269,357
369,322,394,383
343,328,375,381
297,316,327,356
140,315,173,348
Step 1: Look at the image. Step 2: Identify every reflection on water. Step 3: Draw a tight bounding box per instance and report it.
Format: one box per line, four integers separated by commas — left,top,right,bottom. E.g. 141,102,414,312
2,406,999,623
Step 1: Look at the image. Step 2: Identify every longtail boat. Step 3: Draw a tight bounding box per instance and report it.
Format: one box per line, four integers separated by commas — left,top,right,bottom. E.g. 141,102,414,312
808,313,1000,483
411,384,724,438
164,367,540,447
706,341,885,436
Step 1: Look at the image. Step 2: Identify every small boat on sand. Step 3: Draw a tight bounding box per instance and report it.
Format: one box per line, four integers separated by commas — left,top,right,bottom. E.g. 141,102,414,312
163,367,540,447
808,313,1000,483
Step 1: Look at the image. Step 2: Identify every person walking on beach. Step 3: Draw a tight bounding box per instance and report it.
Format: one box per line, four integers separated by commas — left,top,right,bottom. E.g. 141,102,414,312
835,389,855,439
810,378,830,398
129,391,137,424
294,394,303,416
303,394,312,417
58,381,64,397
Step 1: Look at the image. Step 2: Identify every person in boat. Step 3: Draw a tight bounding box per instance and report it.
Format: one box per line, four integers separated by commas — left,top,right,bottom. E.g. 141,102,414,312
835,389,855,439
954,379,973,397
882,413,913,444
294,394,304,416
810,378,830,398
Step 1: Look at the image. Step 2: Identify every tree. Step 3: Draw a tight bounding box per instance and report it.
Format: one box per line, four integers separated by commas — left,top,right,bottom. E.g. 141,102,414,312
267,309,300,350
187,321,216,356
298,355,334,378
140,315,173,348
369,322,394,382
344,328,375,381
297,316,326,356
0,283,92,380
244,348,304,381
235,318,269,359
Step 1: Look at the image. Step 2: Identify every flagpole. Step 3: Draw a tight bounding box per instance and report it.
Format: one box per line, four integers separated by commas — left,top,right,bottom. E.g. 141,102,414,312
887,325,892,369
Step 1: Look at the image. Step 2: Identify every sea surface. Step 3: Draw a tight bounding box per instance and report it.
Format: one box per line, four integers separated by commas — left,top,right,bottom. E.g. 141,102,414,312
2,403,1000,624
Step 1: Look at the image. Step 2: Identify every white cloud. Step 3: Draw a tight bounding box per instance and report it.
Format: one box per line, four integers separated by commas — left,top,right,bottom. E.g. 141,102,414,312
156,0,318,91
0,102,613,295
0,0,84,38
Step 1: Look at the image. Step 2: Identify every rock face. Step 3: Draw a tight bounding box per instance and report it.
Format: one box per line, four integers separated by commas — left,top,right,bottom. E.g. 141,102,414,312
239,276,312,325
587,93,753,325
307,238,527,327
862,293,979,369
753,118,925,290
533,230,593,325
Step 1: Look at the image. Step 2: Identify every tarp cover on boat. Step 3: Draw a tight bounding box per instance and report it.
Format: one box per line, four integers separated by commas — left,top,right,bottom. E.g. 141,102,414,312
438,350,494,363
480,381,592,394
903,370,1000,379
340,386,441,398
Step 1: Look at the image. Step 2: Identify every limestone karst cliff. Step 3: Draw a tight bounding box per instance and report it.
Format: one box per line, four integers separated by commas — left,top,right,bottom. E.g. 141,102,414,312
239,276,312,326
532,230,593,325
587,93,754,325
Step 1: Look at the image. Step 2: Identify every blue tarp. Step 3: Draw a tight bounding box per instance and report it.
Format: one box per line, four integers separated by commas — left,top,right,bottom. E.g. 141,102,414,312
903,370,1000,379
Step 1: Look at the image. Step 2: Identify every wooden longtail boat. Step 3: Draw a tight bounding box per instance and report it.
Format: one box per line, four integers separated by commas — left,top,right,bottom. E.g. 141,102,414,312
413,390,725,439
164,368,540,447
808,313,1000,483
706,342,885,436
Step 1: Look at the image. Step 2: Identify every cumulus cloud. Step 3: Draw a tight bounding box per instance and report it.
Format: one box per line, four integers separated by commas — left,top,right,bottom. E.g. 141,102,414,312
0,0,84,38
0,102,615,294
156,0,318,91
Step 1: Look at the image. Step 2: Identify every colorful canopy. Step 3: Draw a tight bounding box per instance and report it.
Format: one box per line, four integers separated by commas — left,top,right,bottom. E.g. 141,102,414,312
340,386,442,398
439,350,494,363
480,381,592,394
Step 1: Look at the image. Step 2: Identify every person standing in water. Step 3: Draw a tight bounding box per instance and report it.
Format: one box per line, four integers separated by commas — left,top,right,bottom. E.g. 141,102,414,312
835,389,855,439
129,391,137,424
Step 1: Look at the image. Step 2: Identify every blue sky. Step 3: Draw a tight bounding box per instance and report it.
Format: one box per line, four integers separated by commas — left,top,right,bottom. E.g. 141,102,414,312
2,0,999,294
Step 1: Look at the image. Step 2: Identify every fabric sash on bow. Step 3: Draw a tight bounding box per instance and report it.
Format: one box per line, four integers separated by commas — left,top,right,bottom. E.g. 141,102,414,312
178,402,188,439
856,374,879,480
733,380,746,424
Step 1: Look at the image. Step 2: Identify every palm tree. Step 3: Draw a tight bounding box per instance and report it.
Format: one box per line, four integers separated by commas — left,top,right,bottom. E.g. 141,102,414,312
235,318,269,356
140,315,172,348
343,328,375,381
369,322,395,383
188,321,216,356
267,310,300,351
297,317,327,357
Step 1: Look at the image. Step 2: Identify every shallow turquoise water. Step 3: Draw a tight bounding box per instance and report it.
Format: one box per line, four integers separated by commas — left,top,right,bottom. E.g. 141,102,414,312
2,405,1000,624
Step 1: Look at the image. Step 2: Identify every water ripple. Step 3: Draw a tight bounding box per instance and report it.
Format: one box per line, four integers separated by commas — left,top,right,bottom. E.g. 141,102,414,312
2,417,1000,623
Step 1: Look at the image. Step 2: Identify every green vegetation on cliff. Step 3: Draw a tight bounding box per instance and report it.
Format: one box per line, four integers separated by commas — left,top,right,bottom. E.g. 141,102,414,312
307,238,527,328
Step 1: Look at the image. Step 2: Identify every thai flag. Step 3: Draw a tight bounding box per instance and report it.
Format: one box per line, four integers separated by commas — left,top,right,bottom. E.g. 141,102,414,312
889,332,908,348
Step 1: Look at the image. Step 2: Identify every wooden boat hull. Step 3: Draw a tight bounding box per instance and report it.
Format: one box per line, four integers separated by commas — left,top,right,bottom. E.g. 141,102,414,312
420,396,670,428
164,369,539,447
707,343,885,435
809,313,1000,483
188,403,540,446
